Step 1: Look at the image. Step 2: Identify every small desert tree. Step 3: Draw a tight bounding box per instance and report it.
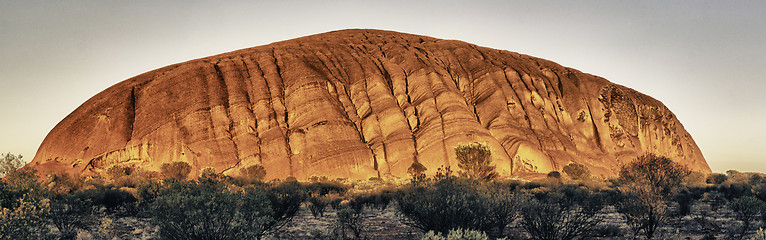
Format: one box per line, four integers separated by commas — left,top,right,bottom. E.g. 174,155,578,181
408,161,428,183
615,187,667,239
48,193,97,239
618,153,690,198
729,196,766,239
0,168,50,239
615,153,691,239
407,161,427,176
562,163,591,180
161,161,191,181
454,143,498,180
0,153,24,178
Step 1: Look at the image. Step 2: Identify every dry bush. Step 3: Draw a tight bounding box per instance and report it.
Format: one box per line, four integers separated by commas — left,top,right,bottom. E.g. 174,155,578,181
160,161,191,181
683,171,708,187
707,173,728,185
0,171,50,239
0,194,50,239
149,180,274,239
48,193,96,239
262,181,306,233
562,163,591,180
616,184,668,239
331,206,365,239
395,178,521,237
0,153,24,178
730,196,766,239
455,143,498,180
519,185,608,240
615,153,690,239
307,193,331,217
408,161,428,177
618,153,691,198
45,173,87,195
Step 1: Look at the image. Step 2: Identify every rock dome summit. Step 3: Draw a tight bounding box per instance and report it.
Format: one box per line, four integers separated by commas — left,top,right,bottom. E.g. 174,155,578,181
29,29,711,179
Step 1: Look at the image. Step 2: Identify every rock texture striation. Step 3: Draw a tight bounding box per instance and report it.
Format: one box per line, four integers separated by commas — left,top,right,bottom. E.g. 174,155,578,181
30,29,710,179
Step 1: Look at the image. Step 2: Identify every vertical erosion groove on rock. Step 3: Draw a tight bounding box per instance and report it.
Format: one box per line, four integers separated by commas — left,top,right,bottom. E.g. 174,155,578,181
29,29,711,180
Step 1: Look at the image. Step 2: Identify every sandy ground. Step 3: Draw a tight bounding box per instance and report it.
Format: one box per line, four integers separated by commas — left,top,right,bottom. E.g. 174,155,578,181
74,199,754,240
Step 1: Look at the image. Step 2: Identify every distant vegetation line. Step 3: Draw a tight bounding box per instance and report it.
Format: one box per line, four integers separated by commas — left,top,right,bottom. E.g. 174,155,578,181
1,145,765,239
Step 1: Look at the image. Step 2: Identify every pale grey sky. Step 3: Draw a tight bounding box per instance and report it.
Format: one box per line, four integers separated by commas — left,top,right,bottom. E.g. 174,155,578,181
1,0,764,173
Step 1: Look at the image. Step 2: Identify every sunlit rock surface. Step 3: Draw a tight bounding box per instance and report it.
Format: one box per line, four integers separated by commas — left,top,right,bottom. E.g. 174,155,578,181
29,29,710,179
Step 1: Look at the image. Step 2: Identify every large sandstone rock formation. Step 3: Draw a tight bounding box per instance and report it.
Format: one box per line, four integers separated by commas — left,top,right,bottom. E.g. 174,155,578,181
29,29,710,180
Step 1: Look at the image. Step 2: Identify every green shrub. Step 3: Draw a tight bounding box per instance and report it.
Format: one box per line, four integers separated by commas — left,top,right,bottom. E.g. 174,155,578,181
149,180,274,239
718,182,753,200
309,175,329,182
106,165,133,179
562,163,591,180
730,196,766,239
547,171,562,179
673,188,696,216
684,171,708,187
307,193,331,217
0,194,50,239
520,181,544,190
519,185,607,240
751,175,763,185
614,154,694,239
395,178,520,236
0,153,24,178
105,165,151,188
0,174,50,239
304,181,348,196
77,186,137,216
262,180,306,233
614,187,667,239
707,173,728,185
332,206,365,239
352,190,393,211
408,161,428,177
45,173,86,195
455,143,498,180
160,161,191,180
3,168,43,194
48,193,96,239
618,153,691,198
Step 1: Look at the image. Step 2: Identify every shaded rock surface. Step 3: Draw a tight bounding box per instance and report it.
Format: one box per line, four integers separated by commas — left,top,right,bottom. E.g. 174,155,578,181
29,29,710,179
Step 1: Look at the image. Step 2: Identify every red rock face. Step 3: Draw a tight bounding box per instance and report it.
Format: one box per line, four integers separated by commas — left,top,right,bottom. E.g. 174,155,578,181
29,29,710,180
